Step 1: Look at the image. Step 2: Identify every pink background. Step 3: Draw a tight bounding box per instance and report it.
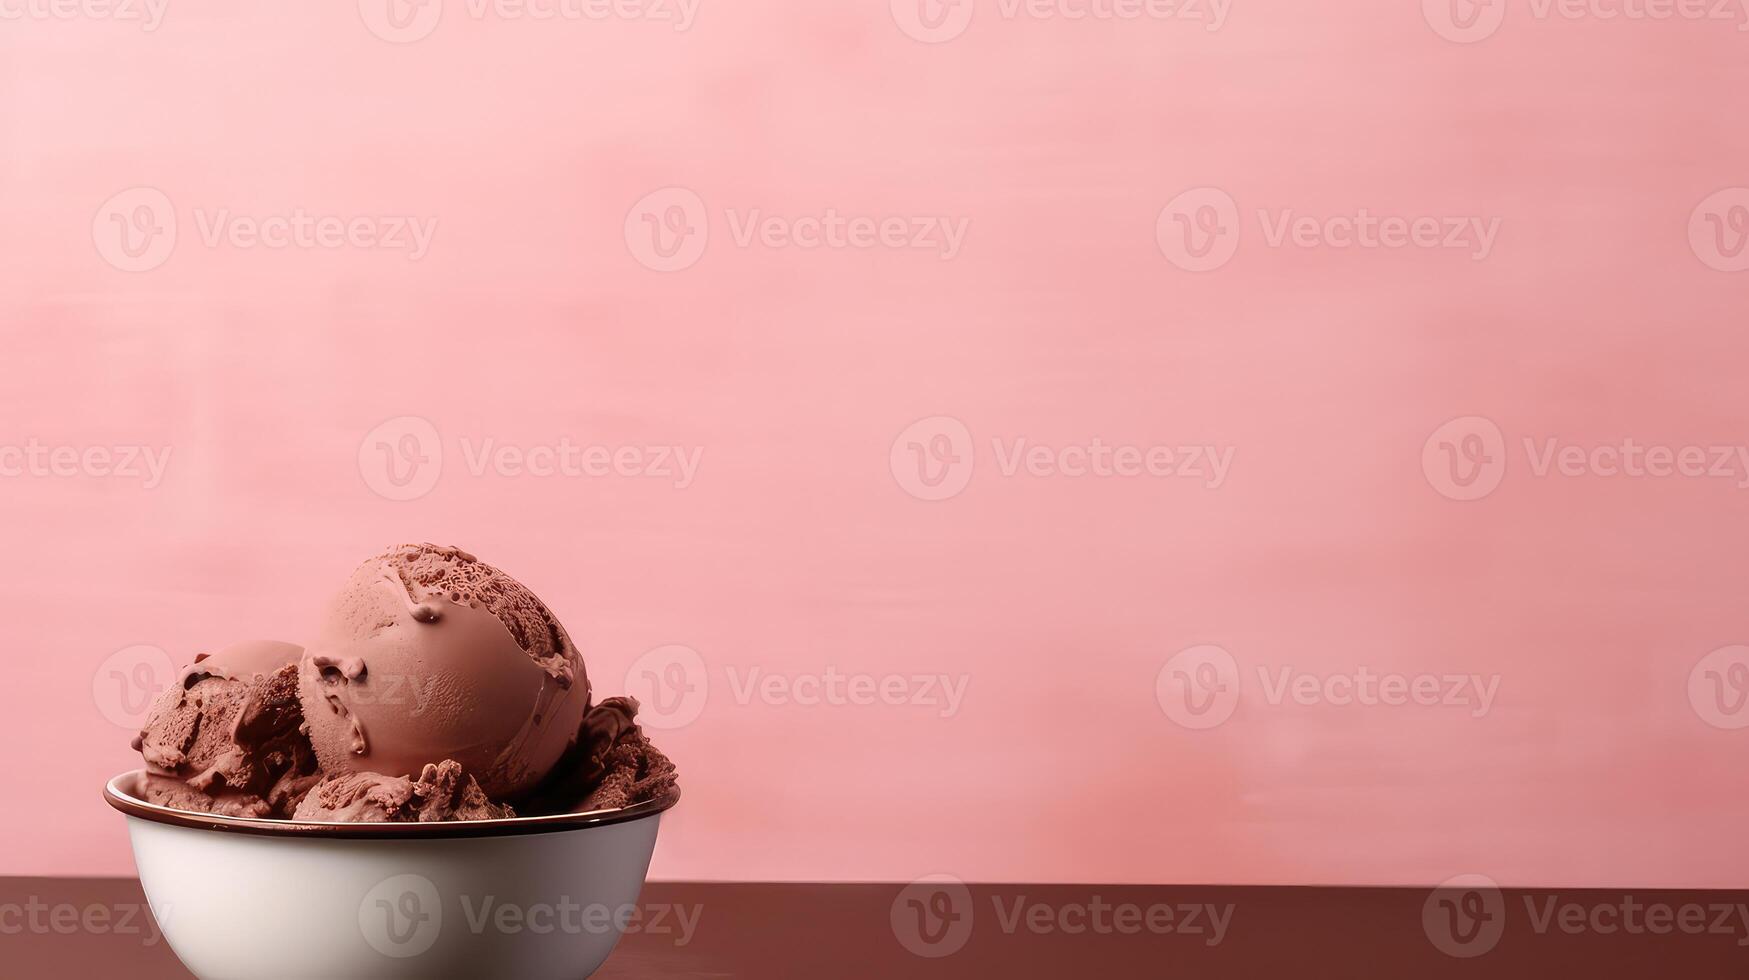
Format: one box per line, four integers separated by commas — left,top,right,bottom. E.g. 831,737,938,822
3,0,1747,886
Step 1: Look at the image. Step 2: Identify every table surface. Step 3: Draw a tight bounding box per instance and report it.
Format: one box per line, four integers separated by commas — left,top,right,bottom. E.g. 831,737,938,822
5,878,1744,977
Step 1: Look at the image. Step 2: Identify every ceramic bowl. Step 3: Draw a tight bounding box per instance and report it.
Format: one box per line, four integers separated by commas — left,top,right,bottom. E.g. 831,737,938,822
105,770,678,980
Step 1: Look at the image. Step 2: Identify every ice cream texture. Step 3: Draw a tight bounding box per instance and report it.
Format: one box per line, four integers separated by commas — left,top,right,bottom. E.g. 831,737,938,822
132,640,319,818
128,545,677,822
292,760,514,822
298,544,592,801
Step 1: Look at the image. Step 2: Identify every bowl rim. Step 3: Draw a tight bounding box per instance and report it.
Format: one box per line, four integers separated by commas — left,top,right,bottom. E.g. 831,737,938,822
104,769,679,840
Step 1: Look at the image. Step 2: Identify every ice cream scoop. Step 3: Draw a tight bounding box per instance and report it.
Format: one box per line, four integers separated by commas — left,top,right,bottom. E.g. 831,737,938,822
132,639,319,817
292,759,514,822
297,544,590,800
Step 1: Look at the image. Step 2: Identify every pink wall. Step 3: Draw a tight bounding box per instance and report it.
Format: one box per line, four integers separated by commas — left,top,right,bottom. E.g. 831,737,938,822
3,1,1747,887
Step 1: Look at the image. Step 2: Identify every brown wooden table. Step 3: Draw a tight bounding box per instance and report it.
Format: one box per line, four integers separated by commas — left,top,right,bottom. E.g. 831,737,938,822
5,877,1743,977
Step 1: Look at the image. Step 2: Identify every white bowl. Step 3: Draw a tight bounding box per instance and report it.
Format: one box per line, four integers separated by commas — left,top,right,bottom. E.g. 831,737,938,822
105,770,678,980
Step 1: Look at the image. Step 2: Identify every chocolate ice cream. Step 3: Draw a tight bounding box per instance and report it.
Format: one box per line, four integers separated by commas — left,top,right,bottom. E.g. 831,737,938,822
523,696,677,813
292,759,513,822
128,545,678,823
297,544,590,801
132,640,319,818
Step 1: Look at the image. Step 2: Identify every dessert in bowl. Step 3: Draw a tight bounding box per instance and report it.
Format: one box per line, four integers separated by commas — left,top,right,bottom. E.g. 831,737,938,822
104,544,679,980
105,772,678,980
